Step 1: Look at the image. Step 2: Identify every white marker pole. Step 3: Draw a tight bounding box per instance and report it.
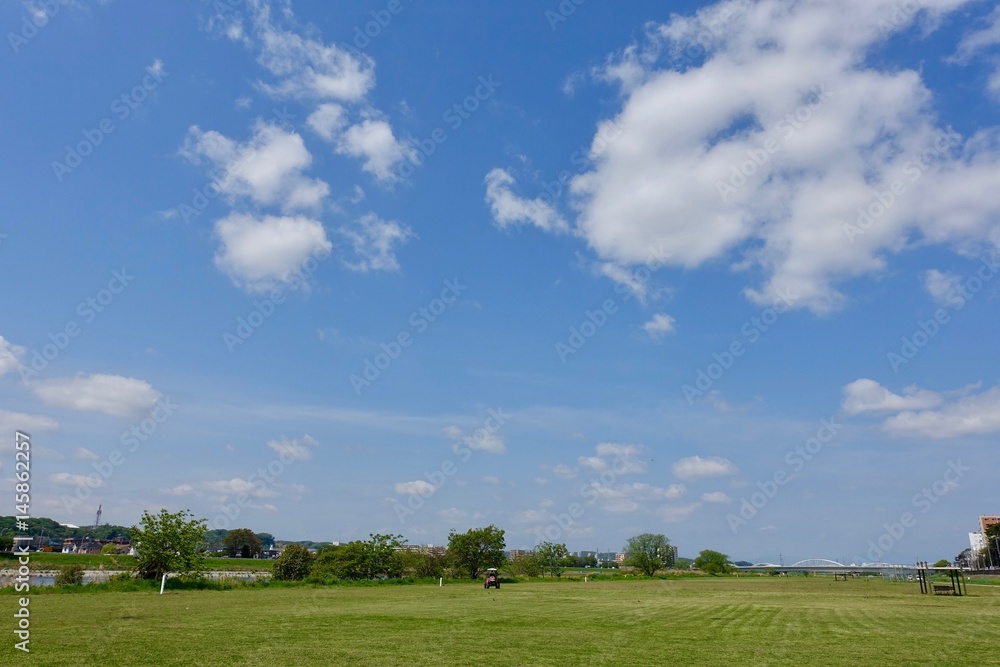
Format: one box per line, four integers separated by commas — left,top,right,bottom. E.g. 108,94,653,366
160,573,167,595
439,577,443,587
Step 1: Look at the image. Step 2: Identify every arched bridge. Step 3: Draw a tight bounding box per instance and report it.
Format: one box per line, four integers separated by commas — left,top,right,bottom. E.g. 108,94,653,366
737,559,916,574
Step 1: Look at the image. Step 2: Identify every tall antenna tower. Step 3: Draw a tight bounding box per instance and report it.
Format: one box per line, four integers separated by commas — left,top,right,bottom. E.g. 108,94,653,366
93,504,102,534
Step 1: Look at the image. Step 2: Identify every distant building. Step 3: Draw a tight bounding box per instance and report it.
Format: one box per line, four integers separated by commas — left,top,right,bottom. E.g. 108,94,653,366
980,516,1000,534
509,549,533,559
971,532,986,552
615,553,626,564
659,545,679,567
394,544,424,553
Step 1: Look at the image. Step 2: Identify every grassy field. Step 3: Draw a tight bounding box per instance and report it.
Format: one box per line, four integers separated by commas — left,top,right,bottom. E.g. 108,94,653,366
2,576,998,666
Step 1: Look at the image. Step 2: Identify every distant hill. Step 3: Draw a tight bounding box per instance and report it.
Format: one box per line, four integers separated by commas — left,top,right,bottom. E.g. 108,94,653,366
0,515,131,543
1,516,277,550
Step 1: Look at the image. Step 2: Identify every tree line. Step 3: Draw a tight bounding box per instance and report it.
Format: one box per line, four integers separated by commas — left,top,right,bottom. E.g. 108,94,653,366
125,511,734,582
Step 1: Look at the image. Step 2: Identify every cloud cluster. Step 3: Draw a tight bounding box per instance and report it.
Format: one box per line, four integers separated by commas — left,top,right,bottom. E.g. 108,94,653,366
844,379,1000,438
190,0,416,292
487,0,1000,313
338,213,414,273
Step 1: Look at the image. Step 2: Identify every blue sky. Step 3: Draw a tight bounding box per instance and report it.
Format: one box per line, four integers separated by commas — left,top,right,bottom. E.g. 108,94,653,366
2,0,999,565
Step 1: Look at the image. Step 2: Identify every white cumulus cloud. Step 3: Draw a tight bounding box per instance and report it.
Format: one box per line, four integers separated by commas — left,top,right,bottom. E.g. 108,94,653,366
524,0,1000,313
266,434,319,461
672,455,739,481
0,409,59,434
394,480,435,496
643,313,676,338
214,213,331,292
881,384,1000,439
338,213,414,273
30,374,161,419
0,336,26,376
484,168,569,233
842,379,944,414
182,122,329,212
336,119,414,182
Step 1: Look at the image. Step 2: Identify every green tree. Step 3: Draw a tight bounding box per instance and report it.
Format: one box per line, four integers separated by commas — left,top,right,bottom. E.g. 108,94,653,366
312,542,366,580
130,509,208,580
310,535,405,580
623,533,671,576
932,559,951,568
693,549,732,575
447,525,506,579
100,543,118,556
506,553,542,577
400,550,447,579
365,533,405,579
983,524,1000,568
535,541,570,577
223,528,263,558
272,544,314,581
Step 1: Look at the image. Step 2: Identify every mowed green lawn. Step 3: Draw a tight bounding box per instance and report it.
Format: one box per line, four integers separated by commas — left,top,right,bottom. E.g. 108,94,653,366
3,577,997,666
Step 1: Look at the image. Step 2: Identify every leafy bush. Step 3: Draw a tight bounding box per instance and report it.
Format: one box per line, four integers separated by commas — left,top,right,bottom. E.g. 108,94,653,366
272,544,313,581
55,564,85,586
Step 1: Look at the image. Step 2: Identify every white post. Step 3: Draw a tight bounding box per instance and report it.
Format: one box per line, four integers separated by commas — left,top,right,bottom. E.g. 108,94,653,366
439,577,443,587
585,576,587,583
160,573,167,594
